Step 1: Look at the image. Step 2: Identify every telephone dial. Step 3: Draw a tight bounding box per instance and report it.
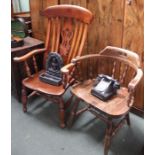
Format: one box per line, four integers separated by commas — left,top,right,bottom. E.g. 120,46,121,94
91,74,120,101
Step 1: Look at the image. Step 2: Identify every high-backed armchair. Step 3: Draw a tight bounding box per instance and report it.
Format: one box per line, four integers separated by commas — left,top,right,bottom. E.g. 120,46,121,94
13,5,93,128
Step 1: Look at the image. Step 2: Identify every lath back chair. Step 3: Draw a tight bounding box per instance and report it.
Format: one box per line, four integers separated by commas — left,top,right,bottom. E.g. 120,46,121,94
61,46,143,154
14,5,93,128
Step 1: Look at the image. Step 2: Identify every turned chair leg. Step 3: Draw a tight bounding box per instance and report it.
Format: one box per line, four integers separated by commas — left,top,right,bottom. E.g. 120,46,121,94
67,98,80,128
126,113,130,126
22,86,27,112
104,119,113,155
59,97,65,128
65,94,74,109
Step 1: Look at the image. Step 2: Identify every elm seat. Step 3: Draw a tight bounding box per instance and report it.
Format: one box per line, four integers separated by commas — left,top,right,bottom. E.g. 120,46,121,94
61,46,143,154
71,79,131,117
23,70,65,96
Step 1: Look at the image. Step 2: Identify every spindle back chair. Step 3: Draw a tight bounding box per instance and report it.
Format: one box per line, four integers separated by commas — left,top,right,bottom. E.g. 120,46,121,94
13,5,93,128
61,46,143,154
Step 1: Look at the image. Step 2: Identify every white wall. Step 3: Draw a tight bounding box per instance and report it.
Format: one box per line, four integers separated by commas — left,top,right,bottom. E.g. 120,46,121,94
20,0,30,12
12,0,30,13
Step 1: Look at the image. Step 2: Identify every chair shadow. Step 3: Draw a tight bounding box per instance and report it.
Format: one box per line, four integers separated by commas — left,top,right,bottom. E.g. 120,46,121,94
25,96,61,128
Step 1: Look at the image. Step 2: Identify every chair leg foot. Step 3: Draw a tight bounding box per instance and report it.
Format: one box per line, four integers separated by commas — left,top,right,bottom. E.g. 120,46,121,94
104,120,113,155
126,113,130,126
59,98,65,128
104,135,111,155
22,86,27,113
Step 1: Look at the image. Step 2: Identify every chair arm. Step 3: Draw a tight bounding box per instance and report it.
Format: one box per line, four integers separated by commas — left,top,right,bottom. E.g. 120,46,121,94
127,68,143,107
128,68,143,92
61,63,75,74
13,48,46,62
61,63,76,89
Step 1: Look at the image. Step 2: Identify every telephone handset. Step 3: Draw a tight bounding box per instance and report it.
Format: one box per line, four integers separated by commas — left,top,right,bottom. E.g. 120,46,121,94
91,74,120,101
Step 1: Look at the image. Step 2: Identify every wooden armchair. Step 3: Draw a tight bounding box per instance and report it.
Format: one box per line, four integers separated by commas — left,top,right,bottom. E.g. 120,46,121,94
13,5,93,128
61,46,143,154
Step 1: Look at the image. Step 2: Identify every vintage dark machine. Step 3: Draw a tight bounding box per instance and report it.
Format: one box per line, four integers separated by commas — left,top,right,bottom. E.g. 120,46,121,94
39,52,64,86
91,74,120,101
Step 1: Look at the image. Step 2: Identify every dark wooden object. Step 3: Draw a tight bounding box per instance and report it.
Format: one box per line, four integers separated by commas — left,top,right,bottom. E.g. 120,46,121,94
61,46,143,155
11,37,44,101
13,5,93,128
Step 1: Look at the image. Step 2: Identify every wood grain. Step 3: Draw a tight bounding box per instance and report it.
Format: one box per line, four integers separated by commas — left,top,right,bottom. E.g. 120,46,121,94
29,0,44,40
87,0,124,53
123,0,144,109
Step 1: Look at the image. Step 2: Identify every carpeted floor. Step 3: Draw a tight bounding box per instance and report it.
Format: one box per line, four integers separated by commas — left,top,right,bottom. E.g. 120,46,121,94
11,93,144,155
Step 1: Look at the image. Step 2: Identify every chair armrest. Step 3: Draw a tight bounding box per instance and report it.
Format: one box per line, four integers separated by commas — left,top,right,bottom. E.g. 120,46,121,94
127,68,143,107
128,68,143,92
61,63,75,74
61,63,76,89
71,54,99,63
13,48,46,62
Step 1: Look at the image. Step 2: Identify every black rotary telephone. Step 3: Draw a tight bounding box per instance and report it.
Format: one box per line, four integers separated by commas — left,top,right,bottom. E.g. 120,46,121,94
91,74,120,101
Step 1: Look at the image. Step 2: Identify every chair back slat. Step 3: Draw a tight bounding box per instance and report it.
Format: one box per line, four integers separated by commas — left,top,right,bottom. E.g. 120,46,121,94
32,56,38,73
55,17,61,52
71,22,84,60
51,18,56,52
41,5,93,24
24,61,31,77
45,19,51,50
112,61,117,78
41,5,93,66
59,18,73,61
66,20,79,63
119,64,128,85
78,23,88,56
72,46,141,88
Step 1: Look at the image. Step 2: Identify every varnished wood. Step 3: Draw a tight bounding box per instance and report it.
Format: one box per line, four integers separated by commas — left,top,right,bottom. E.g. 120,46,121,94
24,61,31,77
45,19,51,50
51,18,56,52
32,56,38,73
13,48,46,62
71,80,130,117
41,5,93,24
77,24,88,56
66,21,79,63
55,17,61,52
23,71,65,96
14,5,93,128
62,46,143,154
59,18,73,57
